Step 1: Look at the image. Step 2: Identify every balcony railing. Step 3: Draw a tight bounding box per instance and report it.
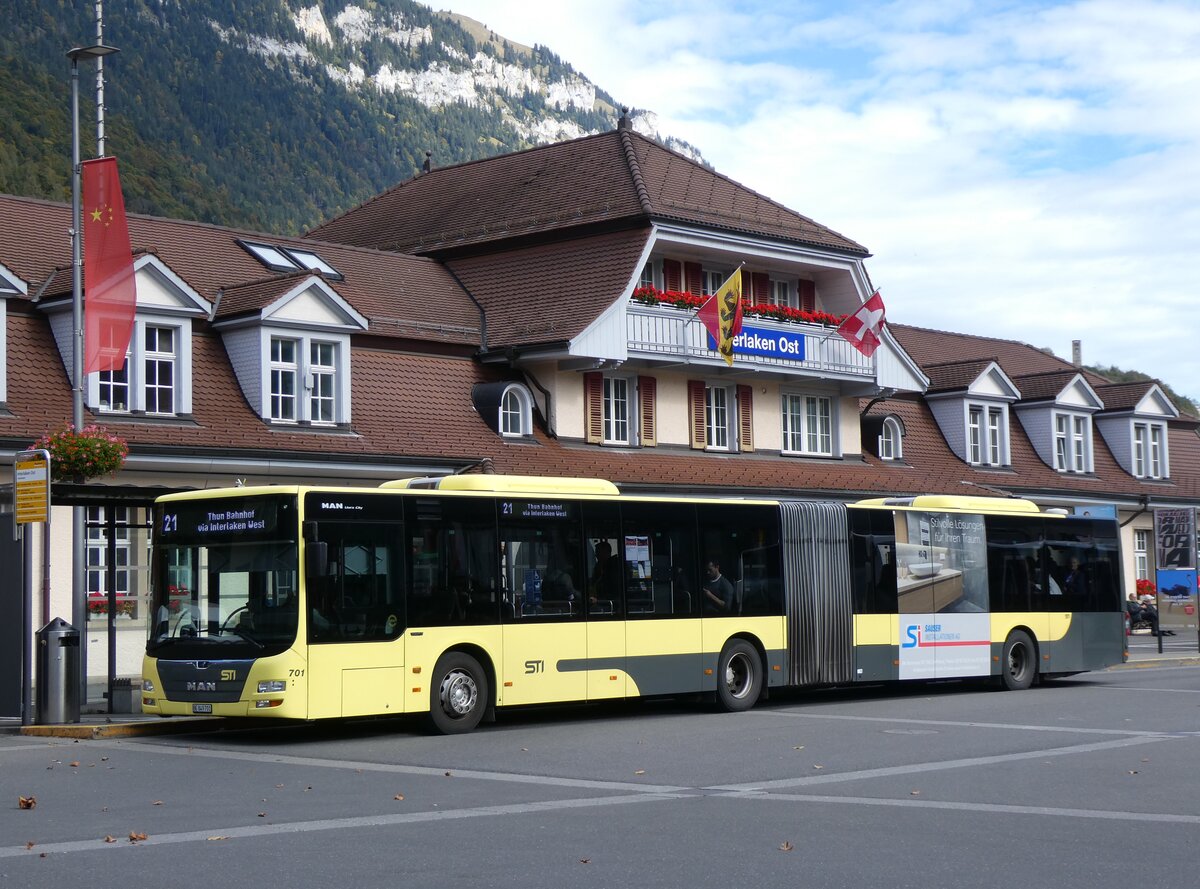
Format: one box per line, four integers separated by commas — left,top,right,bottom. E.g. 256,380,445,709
626,303,874,377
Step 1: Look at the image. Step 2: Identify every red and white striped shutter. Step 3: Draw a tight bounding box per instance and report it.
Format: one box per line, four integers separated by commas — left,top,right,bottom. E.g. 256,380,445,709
685,262,703,295
799,280,816,313
687,380,707,449
737,385,754,453
663,259,682,293
638,376,657,447
584,372,603,444
752,272,770,305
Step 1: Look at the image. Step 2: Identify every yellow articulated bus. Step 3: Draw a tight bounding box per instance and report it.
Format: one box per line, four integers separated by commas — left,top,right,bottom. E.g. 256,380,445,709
141,475,1125,733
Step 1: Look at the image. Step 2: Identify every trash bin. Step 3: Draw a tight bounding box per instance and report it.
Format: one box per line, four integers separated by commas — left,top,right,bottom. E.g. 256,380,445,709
36,618,80,724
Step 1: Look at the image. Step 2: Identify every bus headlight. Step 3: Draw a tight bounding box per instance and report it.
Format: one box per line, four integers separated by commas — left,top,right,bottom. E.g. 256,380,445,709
142,680,155,693
257,680,286,694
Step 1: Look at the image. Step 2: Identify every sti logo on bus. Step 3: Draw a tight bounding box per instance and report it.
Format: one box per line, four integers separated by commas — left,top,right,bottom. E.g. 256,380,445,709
220,670,237,681
902,624,942,648
524,659,544,674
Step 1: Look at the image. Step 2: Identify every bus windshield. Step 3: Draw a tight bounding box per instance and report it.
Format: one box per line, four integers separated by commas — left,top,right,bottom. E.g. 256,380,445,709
147,494,299,657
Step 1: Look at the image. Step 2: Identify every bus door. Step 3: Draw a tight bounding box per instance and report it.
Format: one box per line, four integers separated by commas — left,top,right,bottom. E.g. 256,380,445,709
621,503,700,697
896,511,991,680
584,503,626,700
303,514,405,719
498,499,587,706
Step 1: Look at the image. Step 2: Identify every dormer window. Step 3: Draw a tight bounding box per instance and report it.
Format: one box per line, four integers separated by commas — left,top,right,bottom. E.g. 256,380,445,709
91,318,191,417
1133,422,1167,479
879,416,903,461
269,336,341,425
1054,411,1092,473
966,403,1008,466
500,384,533,437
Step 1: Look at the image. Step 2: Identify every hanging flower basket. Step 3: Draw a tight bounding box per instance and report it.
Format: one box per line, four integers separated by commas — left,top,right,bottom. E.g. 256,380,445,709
33,424,129,483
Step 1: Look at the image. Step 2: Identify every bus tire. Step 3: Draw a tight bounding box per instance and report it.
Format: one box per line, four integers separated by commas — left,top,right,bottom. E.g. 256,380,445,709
716,640,762,712
429,651,488,734
1000,630,1036,691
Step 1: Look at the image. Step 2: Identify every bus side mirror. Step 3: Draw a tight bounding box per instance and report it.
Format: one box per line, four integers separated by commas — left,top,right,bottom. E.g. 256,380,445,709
306,541,328,577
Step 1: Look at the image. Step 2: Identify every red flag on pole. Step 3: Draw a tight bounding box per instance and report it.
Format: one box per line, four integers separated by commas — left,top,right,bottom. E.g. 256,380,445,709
697,268,743,366
836,290,886,358
82,157,137,374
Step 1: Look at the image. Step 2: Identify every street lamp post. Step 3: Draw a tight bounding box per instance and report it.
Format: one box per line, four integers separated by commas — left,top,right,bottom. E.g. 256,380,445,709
67,43,118,711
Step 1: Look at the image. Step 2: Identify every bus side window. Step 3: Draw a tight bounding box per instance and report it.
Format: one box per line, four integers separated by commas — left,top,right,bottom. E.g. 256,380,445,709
850,509,897,614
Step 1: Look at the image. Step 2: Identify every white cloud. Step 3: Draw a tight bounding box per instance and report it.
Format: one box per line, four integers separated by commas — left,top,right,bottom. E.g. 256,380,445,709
439,0,1200,399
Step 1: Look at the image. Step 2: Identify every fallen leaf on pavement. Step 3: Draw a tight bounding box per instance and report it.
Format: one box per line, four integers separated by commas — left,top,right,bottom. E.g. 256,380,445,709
19,796,36,810
104,836,116,844
394,794,405,801
779,841,794,852
129,832,148,843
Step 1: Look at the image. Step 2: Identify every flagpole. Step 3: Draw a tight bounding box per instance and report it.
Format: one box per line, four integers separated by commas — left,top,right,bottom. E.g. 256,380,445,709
67,42,118,717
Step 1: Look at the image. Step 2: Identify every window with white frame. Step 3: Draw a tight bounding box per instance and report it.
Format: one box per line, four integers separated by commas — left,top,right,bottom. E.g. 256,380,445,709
499,384,533,437
702,269,726,296
98,362,130,413
1134,529,1150,580
769,279,796,308
144,325,175,414
639,262,655,289
270,337,298,422
603,377,632,445
1133,422,1167,479
86,506,131,620
706,384,733,450
879,416,902,461
92,318,188,417
967,403,1007,466
258,330,349,427
309,341,336,425
782,393,833,456
1054,411,1091,473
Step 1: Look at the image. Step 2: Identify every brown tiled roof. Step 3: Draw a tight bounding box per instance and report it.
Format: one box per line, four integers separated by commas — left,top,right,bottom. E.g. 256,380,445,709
0,194,481,346
308,129,868,257
923,358,1000,393
1093,381,1158,413
216,272,316,319
446,228,651,347
1010,369,1089,401
893,324,1085,380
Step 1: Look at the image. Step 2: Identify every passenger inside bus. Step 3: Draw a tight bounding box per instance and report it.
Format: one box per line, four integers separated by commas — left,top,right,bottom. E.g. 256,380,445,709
702,559,736,613
589,540,621,613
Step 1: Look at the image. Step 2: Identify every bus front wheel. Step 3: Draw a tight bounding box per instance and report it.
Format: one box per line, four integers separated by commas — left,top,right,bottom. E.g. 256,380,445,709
716,640,762,712
1000,630,1037,691
429,651,488,734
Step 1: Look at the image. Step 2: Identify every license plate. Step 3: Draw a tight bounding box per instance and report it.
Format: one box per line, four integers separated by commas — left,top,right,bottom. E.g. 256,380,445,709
192,703,213,714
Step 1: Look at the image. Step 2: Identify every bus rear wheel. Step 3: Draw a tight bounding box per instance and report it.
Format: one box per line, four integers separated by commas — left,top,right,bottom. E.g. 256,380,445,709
429,651,488,734
716,640,762,712
1000,630,1037,691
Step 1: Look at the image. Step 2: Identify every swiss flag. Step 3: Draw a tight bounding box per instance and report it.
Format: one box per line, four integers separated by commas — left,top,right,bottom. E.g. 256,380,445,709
836,290,886,358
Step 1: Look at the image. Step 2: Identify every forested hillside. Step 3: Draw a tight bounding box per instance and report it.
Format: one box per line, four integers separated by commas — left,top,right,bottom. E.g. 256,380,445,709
0,0,684,234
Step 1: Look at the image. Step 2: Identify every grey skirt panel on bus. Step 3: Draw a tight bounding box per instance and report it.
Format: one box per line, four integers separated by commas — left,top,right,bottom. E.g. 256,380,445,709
781,501,853,686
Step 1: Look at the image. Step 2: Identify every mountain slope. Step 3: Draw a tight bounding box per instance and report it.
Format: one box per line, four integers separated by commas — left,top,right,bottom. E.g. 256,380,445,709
0,0,700,234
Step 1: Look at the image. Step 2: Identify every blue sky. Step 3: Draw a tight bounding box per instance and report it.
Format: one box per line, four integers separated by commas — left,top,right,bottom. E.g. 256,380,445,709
440,0,1200,402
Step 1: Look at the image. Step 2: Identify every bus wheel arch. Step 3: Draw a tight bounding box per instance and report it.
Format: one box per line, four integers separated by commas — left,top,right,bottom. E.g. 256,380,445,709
999,628,1038,691
428,647,494,734
716,636,765,712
